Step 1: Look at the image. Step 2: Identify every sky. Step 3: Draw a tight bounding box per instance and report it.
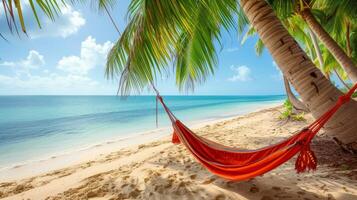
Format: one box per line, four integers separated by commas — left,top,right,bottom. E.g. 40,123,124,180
0,1,324,96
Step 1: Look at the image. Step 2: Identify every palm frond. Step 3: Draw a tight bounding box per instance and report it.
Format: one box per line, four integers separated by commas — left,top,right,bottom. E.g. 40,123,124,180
1,0,117,36
255,39,264,56
106,0,238,94
241,25,256,45
267,0,298,20
236,3,249,36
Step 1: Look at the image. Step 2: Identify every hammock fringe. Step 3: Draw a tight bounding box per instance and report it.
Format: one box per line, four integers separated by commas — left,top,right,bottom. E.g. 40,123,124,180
295,144,317,173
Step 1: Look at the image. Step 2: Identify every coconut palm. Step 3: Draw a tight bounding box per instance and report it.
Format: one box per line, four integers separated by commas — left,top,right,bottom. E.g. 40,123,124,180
106,0,357,152
302,9,357,82
312,0,357,88
298,2,354,89
272,0,357,83
238,0,357,152
242,8,352,91
312,0,357,58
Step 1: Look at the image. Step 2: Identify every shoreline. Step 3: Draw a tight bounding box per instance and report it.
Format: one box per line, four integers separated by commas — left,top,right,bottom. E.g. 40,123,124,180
0,101,282,182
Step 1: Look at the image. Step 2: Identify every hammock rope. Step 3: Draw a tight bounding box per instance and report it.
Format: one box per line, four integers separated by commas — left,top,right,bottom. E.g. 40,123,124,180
151,83,357,181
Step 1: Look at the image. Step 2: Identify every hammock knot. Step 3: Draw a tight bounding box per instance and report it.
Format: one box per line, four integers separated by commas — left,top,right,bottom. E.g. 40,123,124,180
337,94,351,105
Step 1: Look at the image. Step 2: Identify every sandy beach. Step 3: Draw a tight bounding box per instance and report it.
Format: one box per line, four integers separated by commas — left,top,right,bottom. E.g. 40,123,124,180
1,106,356,200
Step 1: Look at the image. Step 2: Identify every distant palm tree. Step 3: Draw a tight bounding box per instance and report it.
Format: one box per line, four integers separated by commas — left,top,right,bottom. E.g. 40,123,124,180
242,3,352,89
273,0,357,86
106,0,357,152
267,0,357,83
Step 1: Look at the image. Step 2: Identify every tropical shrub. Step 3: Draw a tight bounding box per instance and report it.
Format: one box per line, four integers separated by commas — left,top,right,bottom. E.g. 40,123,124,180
279,99,306,121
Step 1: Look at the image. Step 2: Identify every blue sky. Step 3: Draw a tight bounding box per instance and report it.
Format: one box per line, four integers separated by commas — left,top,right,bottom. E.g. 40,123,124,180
0,1,296,95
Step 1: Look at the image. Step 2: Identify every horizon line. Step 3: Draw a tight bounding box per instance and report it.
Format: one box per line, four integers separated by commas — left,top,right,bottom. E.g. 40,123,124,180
0,94,287,97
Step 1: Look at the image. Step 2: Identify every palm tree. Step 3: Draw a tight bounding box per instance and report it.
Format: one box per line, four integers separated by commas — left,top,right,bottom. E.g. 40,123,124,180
298,0,357,83
240,0,357,151
312,0,357,89
246,11,352,94
267,0,357,85
304,25,351,89
307,28,326,78
106,0,357,152
290,17,351,89
301,10,357,83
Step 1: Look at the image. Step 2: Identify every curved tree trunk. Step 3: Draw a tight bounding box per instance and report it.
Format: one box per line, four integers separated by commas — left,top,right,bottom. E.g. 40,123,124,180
240,0,357,152
307,23,351,90
307,27,330,80
301,9,357,83
283,76,309,112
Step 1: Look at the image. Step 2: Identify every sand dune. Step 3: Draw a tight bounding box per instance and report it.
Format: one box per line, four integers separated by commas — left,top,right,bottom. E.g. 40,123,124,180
1,106,356,200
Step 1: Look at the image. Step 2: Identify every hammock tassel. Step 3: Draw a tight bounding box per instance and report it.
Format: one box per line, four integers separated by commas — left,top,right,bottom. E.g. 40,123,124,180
295,144,317,173
172,130,181,144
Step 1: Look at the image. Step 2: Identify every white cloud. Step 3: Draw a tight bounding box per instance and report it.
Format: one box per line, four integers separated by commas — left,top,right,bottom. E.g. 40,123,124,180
57,36,113,75
0,50,45,69
0,36,116,94
0,61,16,68
29,6,85,38
23,50,45,69
0,73,103,94
228,65,252,82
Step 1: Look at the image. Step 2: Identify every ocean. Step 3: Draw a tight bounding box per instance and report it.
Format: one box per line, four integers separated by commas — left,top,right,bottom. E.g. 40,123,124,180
0,95,284,169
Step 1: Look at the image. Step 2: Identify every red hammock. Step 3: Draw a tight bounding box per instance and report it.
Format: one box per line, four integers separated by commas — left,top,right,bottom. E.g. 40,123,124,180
154,83,357,181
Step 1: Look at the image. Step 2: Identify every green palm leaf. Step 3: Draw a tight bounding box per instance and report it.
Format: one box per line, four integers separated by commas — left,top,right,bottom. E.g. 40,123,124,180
106,0,238,94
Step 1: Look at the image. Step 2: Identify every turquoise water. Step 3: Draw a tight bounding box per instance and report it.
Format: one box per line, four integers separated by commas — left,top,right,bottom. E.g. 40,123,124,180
0,95,284,168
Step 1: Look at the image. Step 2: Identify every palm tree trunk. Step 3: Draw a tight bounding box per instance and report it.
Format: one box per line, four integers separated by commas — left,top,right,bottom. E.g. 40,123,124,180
283,76,309,112
308,23,351,90
301,9,357,83
307,27,330,80
309,26,351,90
240,0,357,152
